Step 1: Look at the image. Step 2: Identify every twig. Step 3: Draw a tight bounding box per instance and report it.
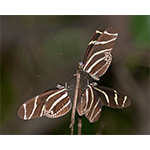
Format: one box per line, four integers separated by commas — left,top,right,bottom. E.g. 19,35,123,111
78,115,82,135
70,70,80,135
78,80,82,135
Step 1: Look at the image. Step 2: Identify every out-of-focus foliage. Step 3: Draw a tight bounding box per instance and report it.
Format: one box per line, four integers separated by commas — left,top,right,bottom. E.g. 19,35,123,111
130,15,149,49
126,16,149,81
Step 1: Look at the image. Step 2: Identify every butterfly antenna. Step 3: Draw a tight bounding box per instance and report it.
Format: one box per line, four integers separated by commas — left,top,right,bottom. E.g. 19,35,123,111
66,75,76,83
37,75,54,86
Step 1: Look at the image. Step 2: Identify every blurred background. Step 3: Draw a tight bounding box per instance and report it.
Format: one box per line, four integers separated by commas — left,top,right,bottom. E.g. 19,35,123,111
1,15,149,135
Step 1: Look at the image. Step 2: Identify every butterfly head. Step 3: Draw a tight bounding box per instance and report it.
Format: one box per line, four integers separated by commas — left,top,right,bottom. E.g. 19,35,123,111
57,84,63,89
57,83,72,91
79,62,84,69
91,82,97,87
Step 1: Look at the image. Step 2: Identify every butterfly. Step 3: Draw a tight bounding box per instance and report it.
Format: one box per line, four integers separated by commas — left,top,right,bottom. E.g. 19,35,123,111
18,26,130,123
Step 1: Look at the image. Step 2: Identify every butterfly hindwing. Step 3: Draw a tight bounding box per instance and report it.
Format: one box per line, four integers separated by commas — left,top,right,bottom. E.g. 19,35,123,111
44,88,72,118
77,84,103,123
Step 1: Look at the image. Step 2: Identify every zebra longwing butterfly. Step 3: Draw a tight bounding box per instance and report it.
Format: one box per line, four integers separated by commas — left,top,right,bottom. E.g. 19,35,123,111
17,84,72,120
18,26,130,128
79,26,118,81
77,82,131,123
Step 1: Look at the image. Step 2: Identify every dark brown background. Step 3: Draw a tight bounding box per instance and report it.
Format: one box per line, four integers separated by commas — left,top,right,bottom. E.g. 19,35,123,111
1,15,149,134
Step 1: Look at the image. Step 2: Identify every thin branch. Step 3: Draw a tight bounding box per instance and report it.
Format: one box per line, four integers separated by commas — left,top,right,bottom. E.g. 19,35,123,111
78,115,82,135
78,80,82,135
70,70,80,135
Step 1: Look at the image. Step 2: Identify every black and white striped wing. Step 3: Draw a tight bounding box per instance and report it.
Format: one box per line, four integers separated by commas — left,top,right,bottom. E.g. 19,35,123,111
93,85,131,108
77,83,131,123
77,84,104,123
17,88,72,120
83,26,107,62
82,27,118,80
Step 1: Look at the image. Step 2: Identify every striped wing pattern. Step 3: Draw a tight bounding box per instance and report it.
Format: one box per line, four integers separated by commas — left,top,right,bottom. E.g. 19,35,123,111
17,87,72,120
83,26,107,62
82,27,118,81
18,26,130,129
94,85,131,108
77,84,104,123
77,83,131,123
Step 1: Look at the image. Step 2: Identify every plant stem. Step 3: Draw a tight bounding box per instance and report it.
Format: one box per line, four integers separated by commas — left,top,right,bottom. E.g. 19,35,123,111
78,80,82,135
78,115,82,135
70,70,80,135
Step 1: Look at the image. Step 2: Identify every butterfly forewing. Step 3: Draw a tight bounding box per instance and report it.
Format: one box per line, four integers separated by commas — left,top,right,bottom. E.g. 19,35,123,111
83,26,107,62
85,90,103,123
17,87,72,120
82,27,118,81
17,90,56,120
94,86,131,108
